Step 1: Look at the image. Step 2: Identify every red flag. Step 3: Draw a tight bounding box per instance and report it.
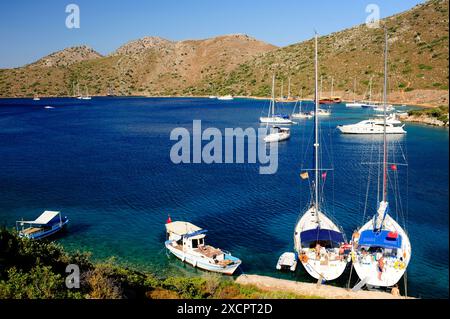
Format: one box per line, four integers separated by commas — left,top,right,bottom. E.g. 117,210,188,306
391,164,398,171
166,215,172,224
322,172,327,180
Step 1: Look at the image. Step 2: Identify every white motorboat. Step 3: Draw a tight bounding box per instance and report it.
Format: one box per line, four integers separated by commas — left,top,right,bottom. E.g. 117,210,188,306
293,33,348,282
16,211,69,240
276,252,298,271
260,75,294,125
337,114,406,134
33,96,41,101
165,221,242,275
218,95,234,101
351,28,411,289
209,96,217,99
44,106,54,109
264,126,291,143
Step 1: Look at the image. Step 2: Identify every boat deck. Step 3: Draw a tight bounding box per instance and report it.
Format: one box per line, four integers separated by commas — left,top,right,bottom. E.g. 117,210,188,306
22,227,43,235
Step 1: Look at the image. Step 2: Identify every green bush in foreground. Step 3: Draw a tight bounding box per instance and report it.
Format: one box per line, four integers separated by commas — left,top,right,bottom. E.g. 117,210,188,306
0,229,310,299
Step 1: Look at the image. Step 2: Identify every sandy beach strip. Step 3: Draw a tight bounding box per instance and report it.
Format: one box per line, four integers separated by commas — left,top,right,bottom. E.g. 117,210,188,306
236,274,414,299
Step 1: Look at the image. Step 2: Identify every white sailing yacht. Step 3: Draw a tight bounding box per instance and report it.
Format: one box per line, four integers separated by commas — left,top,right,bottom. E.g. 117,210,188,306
346,79,363,107
293,33,348,281
260,75,294,125
351,28,411,288
77,84,92,100
361,78,377,108
291,88,313,119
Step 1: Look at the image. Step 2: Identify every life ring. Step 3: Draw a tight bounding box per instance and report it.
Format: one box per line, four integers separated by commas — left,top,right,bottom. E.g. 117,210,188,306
300,254,309,263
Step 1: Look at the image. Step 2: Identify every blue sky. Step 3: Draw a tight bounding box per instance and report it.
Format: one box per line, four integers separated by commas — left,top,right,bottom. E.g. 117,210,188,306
0,0,424,68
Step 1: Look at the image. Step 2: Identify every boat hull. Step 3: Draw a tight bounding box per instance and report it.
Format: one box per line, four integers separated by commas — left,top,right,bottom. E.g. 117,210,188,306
165,241,241,275
337,125,406,134
259,117,293,125
352,214,411,287
19,219,69,240
294,207,348,281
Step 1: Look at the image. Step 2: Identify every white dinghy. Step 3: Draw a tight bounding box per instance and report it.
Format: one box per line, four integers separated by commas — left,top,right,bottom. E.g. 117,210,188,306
276,252,298,271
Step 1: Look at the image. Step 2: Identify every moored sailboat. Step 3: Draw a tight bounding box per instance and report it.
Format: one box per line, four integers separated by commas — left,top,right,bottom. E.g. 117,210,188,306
260,75,294,125
351,28,411,288
293,33,348,281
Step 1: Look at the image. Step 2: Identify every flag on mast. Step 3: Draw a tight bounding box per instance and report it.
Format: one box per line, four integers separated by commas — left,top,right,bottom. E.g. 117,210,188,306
300,172,309,180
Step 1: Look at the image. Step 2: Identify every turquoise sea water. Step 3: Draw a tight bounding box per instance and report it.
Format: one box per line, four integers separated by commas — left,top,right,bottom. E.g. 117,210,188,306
0,97,448,298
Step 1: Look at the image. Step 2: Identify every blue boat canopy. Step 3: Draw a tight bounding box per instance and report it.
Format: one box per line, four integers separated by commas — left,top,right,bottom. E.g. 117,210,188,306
185,229,208,238
358,230,402,249
300,228,344,244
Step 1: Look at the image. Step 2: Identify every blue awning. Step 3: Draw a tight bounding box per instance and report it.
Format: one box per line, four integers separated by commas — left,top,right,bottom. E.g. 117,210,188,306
358,230,402,249
300,228,344,244
185,229,208,238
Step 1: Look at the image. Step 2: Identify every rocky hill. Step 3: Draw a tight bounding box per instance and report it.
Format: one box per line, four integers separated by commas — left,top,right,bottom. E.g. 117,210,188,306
0,34,276,97
0,0,447,106
198,0,448,106
29,46,103,68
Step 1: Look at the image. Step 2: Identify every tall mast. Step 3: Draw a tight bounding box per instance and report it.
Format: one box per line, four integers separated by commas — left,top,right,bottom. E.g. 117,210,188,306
314,32,320,214
382,27,388,203
353,78,356,103
288,77,291,99
271,74,275,117
331,77,334,97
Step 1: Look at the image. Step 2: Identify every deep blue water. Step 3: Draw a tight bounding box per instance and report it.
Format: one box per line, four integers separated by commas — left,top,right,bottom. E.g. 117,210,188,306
0,97,448,298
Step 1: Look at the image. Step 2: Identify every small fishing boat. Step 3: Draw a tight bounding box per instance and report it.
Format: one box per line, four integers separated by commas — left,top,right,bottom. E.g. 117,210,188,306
218,95,233,101
276,252,298,271
16,211,69,240
33,95,41,101
209,96,217,99
165,220,242,275
264,126,291,143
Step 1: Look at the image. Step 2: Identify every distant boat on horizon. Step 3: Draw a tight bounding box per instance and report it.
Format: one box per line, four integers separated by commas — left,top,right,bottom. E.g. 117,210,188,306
217,95,233,100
